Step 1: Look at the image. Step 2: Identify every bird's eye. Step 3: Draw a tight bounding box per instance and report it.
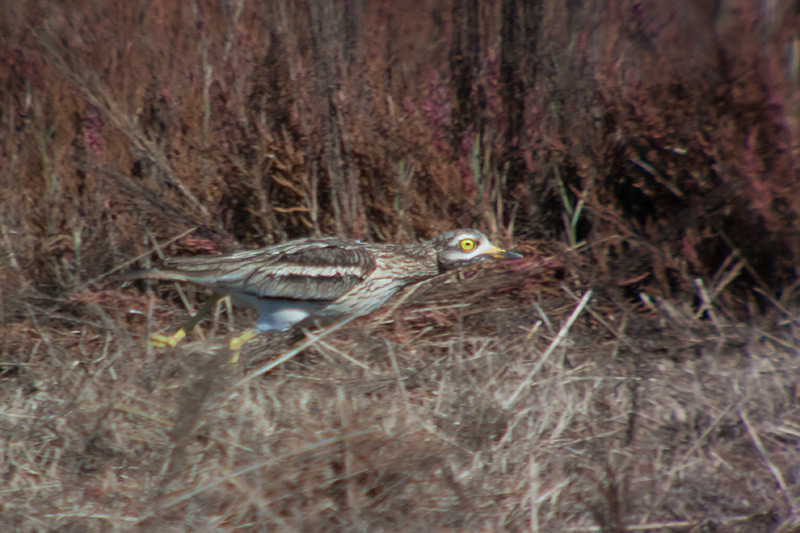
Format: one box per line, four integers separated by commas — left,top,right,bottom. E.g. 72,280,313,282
459,238,477,252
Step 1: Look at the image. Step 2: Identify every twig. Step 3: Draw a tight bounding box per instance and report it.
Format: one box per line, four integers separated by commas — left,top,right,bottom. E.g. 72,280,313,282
1,224,20,270
229,315,358,391
562,285,636,350
82,226,198,289
308,335,371,372
739,408,797,513
693,278,724,334
387,340,410,408
529,457,540,532
503,290,593,409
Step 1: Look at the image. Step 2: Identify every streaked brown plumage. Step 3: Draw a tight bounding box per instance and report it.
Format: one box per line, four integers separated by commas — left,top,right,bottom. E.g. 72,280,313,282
121,229,521,357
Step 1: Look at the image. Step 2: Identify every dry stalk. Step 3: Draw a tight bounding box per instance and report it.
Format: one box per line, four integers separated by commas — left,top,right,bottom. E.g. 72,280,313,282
503,290,593,409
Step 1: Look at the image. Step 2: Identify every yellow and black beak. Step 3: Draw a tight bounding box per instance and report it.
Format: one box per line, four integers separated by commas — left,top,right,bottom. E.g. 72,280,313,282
485,245,523,260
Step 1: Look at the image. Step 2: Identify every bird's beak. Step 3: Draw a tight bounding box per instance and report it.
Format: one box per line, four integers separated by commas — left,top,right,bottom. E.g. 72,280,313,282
486,246,523,260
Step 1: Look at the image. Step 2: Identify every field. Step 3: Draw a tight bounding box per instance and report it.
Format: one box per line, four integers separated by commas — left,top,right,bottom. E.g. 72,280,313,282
2,1,800,531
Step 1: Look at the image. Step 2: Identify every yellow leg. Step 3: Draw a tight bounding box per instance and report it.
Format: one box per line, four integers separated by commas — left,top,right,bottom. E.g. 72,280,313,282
149,294,223,349
151,328,187,348
228,329,258,364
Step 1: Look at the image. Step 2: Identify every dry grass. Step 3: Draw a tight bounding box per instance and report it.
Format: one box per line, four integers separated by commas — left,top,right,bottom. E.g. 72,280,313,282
3,253,800,531
2,0,800,530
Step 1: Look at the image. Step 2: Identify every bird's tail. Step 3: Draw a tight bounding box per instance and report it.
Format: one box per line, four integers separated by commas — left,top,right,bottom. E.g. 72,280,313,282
114,269,194,284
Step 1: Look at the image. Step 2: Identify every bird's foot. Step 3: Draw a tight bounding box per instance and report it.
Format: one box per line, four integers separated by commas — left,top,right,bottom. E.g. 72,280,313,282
150,328,187,348
228,329,258,364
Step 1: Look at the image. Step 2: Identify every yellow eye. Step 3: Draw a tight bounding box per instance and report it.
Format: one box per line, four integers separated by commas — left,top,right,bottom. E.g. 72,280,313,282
459,238,477,252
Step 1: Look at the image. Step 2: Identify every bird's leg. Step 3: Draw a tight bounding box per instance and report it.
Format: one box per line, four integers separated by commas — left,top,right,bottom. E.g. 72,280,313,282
151,293,223,348
228,329,258,364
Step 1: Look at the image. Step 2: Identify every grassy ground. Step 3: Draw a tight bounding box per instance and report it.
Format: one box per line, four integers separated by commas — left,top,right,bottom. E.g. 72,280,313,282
2,1,800,531
3,245,799,531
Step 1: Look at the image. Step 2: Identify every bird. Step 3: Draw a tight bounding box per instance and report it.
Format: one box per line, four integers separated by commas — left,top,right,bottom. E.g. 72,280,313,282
120,228,522,361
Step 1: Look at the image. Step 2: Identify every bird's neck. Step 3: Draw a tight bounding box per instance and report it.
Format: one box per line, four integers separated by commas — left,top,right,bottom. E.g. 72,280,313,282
382,243,441,280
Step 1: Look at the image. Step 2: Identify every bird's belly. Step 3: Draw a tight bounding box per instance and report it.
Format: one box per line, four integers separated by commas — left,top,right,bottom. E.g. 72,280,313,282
225,275,405,333
229,293,325,332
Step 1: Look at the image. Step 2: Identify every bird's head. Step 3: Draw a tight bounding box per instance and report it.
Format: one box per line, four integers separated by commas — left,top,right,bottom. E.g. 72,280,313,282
432,229,522,271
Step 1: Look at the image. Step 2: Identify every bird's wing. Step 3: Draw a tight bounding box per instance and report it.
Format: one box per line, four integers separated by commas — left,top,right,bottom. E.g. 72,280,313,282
127,238,377,302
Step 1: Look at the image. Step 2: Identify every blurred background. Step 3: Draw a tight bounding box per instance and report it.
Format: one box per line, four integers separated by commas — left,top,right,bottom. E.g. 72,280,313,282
3,0,798,309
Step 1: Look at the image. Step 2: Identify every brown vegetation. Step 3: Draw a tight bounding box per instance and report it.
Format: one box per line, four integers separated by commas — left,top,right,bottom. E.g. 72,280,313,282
2,0,800,530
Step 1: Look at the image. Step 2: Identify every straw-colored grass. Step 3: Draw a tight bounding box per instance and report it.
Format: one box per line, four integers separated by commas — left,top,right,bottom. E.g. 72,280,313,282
2,250,798,531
